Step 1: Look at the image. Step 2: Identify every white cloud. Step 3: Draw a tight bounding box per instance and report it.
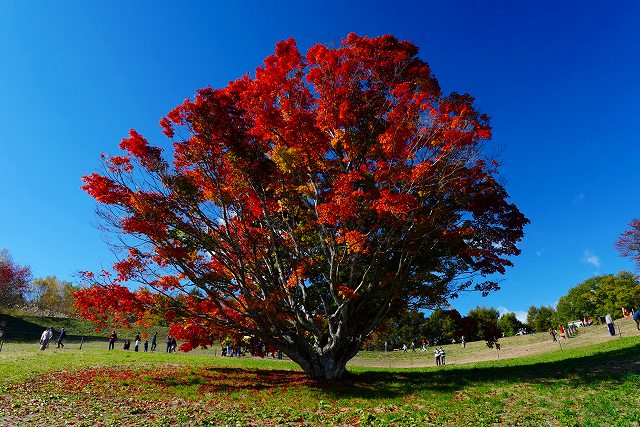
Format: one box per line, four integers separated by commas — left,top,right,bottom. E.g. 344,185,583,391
498,306,528,323
582,250,601,268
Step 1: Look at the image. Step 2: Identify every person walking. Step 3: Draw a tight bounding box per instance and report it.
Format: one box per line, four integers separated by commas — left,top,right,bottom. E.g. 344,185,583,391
605,313,616,336
57,328,66,348
39,327,53,351
150,332,158,351
108,330,117,350
166,335,172,353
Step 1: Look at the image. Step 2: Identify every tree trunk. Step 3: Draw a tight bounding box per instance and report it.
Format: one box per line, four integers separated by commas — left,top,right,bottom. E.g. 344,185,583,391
284,339,361,381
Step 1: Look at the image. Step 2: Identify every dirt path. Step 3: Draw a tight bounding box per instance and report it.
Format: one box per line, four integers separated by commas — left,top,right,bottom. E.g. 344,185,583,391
348,316,640,368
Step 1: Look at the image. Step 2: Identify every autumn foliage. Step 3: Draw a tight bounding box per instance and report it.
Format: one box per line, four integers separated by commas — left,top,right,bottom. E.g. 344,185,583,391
77,33,527,380
0,249,32,308
616,218,640,269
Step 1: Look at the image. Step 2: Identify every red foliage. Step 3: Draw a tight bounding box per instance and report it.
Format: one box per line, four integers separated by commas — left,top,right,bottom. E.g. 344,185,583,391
0,249,31,308
78,33,528,379
616,218,640,269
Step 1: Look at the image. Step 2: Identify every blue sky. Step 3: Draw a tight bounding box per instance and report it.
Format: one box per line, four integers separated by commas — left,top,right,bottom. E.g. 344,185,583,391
1,1,638,321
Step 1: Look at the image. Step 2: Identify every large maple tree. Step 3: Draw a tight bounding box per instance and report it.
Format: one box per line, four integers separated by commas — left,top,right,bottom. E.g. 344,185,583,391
77,34,528,380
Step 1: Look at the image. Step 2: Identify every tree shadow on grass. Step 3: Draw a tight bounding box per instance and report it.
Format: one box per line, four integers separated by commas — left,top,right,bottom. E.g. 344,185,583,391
146,342,640,400
326,342,640,399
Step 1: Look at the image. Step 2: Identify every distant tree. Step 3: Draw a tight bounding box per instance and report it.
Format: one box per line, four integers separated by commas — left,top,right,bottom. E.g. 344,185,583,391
497,312,524,337
29,276,79,316
0,249,32,309
616,219,640,269
556,272,640,324
379,308,427,349
555,279,596,325
594,272,640,316
467,306,500,344
526,305,556,332
423,308,463,343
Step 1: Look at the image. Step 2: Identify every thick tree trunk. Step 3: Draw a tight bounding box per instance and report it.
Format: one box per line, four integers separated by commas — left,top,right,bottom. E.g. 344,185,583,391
284,339,361,381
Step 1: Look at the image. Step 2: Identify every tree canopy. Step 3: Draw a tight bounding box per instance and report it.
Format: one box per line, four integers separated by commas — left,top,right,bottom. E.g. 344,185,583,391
555,272,640,324
0,249,31,309
526,305,556,332
497,312,524,337
76,33,528,380
616,219,640,270
29,276,79,316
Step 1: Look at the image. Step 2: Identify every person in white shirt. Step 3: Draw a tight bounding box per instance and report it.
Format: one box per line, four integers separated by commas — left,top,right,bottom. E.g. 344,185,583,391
605,313,616,336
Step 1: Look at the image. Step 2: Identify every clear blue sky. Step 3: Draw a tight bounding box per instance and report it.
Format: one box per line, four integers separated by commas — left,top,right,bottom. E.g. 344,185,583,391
1,1,639,321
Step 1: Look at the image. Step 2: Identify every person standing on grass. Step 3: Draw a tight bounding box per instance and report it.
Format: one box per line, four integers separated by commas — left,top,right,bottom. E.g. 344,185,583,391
461,336,466,348
150,332,157,351
606,313,616,336
144,340,149,352
57,328,66,348
632,309,640,330
39,327,53,351
134,336,140,352
166,335,172,353
171,336,177,353
108,330,117,350
558,325,566,339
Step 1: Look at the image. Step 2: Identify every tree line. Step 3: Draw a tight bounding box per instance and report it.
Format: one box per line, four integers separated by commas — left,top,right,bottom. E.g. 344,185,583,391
367,271,640,350
0,249,79,316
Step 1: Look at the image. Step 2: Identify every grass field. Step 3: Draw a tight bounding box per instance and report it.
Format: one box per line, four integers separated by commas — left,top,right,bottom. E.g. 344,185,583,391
2,317,640,426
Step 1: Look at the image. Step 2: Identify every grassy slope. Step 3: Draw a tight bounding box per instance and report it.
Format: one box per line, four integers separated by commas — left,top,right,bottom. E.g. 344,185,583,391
0,311,168,342
1,316,640,425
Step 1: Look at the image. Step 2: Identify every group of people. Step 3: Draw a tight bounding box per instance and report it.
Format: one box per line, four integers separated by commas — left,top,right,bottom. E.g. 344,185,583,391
434,346,446,366
548,323,580,341
390,339,438,353
39,327,65,350
166,335,177,352
108,330,173,352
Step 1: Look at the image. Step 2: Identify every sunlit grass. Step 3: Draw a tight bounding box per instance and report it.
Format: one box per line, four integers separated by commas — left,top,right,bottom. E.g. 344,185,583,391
2,333,640,425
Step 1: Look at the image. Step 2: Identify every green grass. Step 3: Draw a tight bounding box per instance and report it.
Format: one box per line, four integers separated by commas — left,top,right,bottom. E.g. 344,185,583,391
0,311,168,342
2,334,640,426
